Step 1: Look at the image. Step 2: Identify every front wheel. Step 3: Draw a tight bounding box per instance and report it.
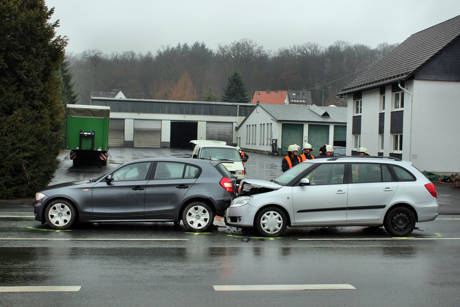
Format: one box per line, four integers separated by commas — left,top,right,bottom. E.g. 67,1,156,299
45,199,76,230
255,206,287,237
384,206,416,236
182,202,214,232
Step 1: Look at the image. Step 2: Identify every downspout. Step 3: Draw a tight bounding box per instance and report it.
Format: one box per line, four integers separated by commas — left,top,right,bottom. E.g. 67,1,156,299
398,81,414,162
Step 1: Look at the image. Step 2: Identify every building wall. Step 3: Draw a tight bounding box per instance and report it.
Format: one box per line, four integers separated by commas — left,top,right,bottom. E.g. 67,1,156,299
237,107,278,152
411,80,460,172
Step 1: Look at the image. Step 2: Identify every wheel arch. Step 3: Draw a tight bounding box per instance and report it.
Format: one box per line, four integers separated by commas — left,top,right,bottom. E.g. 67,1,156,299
384,203,418,223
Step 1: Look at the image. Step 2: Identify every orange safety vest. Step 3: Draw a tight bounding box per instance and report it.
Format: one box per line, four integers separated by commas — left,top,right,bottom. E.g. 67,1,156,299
284,155,301,169
300,153,315,161
240,152,246,158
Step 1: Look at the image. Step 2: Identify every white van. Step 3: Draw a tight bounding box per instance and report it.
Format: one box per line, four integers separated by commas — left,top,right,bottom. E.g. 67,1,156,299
190,140,246,181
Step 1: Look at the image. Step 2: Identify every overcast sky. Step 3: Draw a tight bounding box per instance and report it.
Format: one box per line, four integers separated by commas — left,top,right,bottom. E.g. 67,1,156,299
45,0,460,55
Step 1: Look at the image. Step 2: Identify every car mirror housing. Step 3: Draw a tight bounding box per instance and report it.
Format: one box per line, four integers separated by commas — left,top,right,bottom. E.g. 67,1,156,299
105,174,114,184
299,178,310,186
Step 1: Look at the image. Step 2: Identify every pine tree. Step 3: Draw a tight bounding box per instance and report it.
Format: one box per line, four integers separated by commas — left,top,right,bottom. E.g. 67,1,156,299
222,72,249,103
60,59,78,105
0,0,67,198
204,88,218,101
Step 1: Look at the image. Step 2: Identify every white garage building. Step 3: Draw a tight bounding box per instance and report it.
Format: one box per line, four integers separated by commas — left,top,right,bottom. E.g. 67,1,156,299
90,97,255,148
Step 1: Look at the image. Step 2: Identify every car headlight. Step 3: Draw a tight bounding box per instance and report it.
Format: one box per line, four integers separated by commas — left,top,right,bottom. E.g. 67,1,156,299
230,196,251,208
35,193,46,201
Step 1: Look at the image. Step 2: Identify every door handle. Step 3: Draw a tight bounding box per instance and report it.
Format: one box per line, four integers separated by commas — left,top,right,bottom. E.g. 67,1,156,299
336,190,345,194
132,186,144,191
176,184,189,189
384,187,393,192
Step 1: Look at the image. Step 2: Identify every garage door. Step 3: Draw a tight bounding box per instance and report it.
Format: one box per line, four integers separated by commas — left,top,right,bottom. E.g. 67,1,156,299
309,124,329,156
109,119,124,147
206,122,233,145
281,124,303,155
134,120,161,148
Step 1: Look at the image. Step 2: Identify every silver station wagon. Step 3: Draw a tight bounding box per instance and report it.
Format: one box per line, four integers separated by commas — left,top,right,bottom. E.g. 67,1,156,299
226,157,439,237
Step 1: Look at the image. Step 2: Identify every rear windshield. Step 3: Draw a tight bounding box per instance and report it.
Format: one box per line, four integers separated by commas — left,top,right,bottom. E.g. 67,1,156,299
200,147,241,162
274,162,314,185
215,163,233,178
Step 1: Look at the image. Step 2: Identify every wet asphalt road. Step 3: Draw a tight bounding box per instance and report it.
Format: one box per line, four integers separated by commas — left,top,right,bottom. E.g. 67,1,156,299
1,148,460,306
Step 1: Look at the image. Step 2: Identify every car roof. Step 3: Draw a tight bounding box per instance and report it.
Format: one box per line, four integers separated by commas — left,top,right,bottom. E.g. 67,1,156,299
121,157,218,166
308,156,410,166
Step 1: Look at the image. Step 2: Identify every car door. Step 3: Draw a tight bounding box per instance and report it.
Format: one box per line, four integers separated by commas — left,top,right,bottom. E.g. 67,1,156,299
346,163,397,224
292,163,347,226
90,161,152,220
144,162,200,219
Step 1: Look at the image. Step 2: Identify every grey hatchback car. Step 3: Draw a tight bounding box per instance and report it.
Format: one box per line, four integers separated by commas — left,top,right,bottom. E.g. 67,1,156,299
33,158,234,231
226,157,439,237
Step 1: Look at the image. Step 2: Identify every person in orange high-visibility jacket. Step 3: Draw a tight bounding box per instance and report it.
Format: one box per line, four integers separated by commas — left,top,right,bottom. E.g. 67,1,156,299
236,146,248,162
300,143,315,161
282,144,301,172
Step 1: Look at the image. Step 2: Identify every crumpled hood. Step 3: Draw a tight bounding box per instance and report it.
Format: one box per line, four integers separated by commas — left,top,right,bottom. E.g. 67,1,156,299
238,179,282,196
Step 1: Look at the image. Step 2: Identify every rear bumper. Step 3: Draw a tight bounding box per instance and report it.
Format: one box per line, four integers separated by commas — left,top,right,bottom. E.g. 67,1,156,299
416,200,439,222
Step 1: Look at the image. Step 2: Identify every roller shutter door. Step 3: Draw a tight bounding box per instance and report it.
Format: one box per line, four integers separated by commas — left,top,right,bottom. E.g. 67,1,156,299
308,124,329,156
281,124,303,155
109,119,124,147
206,122,233,144
134,120,161,148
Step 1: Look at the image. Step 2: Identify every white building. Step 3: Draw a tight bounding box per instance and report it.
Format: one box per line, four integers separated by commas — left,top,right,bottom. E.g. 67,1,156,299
237,104,346,155
339,15,460,173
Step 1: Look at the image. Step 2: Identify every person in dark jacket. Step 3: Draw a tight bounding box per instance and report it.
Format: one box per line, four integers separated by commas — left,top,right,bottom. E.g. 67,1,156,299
317,145,327,158
282,144,301,172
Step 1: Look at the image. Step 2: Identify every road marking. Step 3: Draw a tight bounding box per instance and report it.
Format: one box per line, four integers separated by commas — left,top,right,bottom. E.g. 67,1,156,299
213,284,356,291
437,218,460,221
185,232,213,235
0,286,81,293
226,234,280,240
298,237,460,241
27,227,72,232
0,215,34,218
0,238,188,241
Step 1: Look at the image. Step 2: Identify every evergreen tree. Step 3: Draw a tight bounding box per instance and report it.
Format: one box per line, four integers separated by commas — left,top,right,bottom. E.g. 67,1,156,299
60,59,78,105
222,72,249,103
204,88,218,101
0,0,67,198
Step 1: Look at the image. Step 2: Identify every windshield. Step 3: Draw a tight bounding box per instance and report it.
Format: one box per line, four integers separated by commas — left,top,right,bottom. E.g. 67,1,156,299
274,162,314,185
200,147,241,162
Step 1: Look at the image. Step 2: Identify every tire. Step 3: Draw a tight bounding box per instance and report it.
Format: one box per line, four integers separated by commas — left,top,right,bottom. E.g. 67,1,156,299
384,206,416,236
255,206,287,237
182,202,214,232
45,199,76,230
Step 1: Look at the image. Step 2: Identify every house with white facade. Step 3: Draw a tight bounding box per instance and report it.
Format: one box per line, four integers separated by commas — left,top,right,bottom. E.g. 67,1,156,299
339,15,460,173
237,104,346,155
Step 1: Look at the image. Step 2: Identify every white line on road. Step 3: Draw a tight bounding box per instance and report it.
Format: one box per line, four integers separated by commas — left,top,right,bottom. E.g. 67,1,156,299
0,216,34,218
0,238,188,241
213,284,356,291
298,237,460,241
437,218,460,221
0,286,81,293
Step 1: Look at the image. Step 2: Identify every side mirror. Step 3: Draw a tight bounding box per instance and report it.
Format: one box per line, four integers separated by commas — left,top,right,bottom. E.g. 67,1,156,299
105,174,114,184
299,178,310,186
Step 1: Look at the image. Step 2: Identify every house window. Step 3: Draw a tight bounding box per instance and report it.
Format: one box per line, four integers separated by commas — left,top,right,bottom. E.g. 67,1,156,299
246,125,249,145
253,125,256,145
380,94,385,111
261,124,265,145
266,123,271,145
393,134,403,152
393,92,404,110
379,134,384,152
354,99,362,115
353,134,361,149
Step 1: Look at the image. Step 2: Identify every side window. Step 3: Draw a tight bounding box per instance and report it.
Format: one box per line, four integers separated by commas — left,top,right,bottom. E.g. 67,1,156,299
112,162,151,182
382,164,393,182
351,163,381,183
306,163,345,185
392,165,416,182
154,162,185,180
184,165,200,179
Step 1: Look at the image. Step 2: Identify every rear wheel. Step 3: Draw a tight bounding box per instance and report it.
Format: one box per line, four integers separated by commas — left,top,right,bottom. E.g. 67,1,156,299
384,206,416,236
255,206,287,237
182,202,214,232
45,199,76,230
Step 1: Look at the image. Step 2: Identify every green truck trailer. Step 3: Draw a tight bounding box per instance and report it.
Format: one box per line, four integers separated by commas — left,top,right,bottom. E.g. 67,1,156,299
66,104,110,166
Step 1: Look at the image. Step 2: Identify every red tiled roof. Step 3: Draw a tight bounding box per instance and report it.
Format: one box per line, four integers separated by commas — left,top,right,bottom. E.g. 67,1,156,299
251,90,287,104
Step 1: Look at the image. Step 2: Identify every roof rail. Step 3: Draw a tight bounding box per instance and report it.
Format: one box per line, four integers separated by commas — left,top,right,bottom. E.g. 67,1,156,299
326,155,401,161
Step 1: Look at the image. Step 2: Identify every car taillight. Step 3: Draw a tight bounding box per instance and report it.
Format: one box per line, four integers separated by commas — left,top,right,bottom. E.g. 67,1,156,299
219,177,234,193
424,183,437,198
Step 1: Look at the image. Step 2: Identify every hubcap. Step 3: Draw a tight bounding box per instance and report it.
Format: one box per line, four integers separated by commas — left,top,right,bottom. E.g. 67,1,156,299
48,203,72,227
185,205,210,230
260,211,283,234
392,213,410,231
